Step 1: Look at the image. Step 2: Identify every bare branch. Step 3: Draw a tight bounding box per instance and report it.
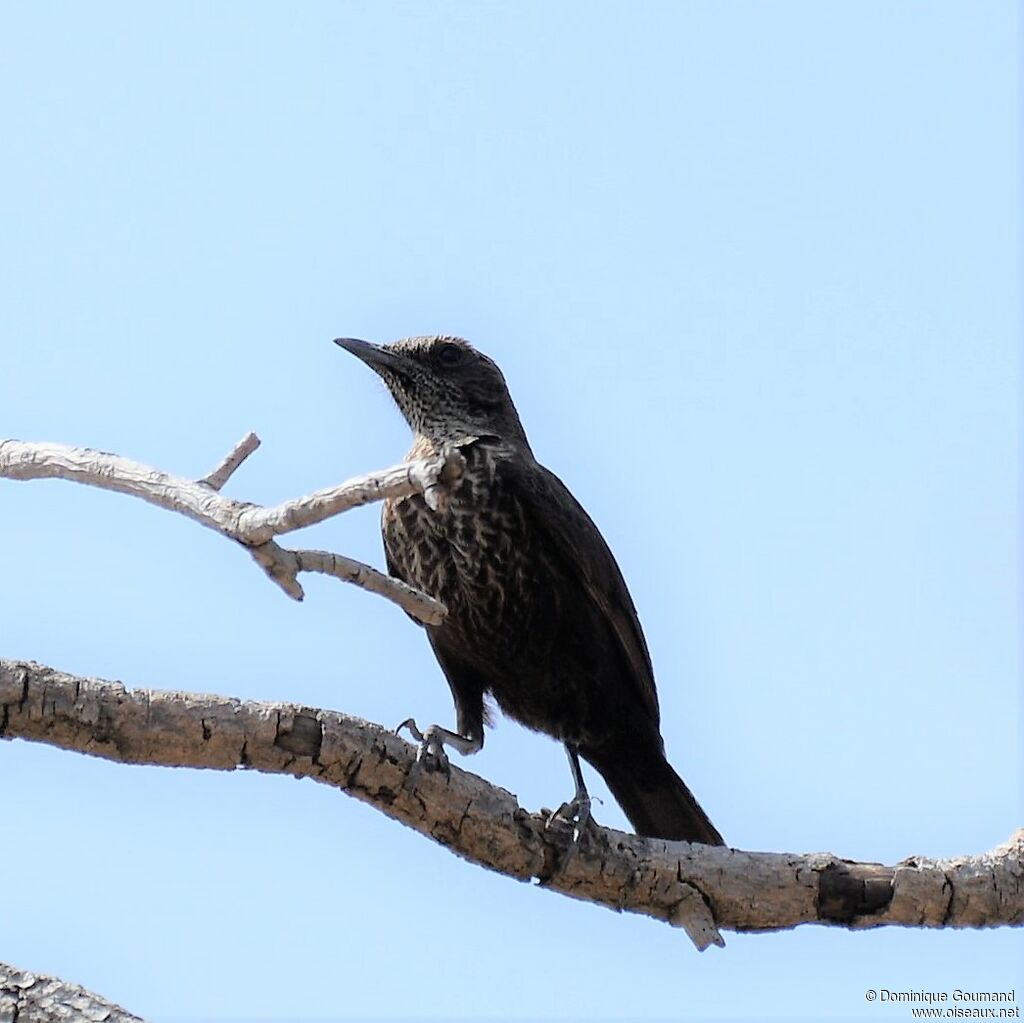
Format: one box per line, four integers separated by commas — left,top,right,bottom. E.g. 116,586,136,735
3,659,1021,950
0,960,147,1023
236,445,465,540
198,431,261,490
293,547,445,623
0,438,449,625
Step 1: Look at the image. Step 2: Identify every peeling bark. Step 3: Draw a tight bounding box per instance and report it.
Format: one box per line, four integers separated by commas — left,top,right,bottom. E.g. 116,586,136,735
0,961,146,1023
3,658,1021,950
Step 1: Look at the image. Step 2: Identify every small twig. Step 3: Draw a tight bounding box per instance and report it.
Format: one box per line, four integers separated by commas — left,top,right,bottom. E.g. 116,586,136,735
294,548,444,623
0,437,451,624
248,541,306,601
199,432,261,491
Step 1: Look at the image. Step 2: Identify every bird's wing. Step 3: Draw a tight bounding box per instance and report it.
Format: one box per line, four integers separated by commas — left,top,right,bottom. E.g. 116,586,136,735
382,503,490,739
381,503,422,624
497,452,661,725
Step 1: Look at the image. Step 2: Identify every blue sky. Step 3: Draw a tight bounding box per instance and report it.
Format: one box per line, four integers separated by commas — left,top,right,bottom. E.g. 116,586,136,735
1,2,1020,1021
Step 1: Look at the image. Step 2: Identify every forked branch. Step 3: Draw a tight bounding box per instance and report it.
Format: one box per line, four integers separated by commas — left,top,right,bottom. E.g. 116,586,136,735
0,436,460,624
3,437,1021,949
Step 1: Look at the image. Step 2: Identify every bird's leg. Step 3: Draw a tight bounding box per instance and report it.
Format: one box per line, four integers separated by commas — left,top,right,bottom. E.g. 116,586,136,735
548,743,593,844
396,718,482,775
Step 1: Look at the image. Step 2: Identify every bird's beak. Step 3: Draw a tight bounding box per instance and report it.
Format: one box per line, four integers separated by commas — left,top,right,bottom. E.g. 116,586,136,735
333,337,415,378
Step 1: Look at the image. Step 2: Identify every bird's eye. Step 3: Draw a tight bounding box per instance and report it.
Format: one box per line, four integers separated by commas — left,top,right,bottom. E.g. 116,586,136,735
437,342,463,367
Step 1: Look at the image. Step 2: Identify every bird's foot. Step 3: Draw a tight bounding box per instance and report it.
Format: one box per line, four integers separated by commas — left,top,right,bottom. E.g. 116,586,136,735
396,718,452,776
546,742,595,849
538,794,595,882
547,792,593,845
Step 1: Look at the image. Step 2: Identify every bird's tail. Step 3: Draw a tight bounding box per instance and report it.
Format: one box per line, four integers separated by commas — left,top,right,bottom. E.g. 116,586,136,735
583,740,725,845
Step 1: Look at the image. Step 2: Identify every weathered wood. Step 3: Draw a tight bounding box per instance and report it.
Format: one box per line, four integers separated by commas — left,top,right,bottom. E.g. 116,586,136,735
0,437,455,623
4,659,1021,950
0,961,146,1023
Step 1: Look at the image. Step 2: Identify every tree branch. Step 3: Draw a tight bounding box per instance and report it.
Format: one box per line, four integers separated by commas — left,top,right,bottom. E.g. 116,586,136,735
0,437,458,625
0,960,147,1023
3,659,1020,951
198,430,261,491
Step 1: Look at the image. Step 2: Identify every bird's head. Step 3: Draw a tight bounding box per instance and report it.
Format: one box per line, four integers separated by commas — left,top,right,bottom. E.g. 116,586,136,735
334,335,529,447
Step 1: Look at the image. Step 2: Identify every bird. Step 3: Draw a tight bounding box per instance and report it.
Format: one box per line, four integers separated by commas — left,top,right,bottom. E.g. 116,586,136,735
334,334,724,846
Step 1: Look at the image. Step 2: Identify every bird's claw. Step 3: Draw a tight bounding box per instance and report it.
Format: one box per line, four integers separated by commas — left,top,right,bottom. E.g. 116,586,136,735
547,792,593,846
396,718,451,776
395,717,424,742
538,793,594,882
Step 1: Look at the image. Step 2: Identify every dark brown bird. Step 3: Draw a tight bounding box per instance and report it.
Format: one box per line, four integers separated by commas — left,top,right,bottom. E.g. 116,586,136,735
335,334,724,845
